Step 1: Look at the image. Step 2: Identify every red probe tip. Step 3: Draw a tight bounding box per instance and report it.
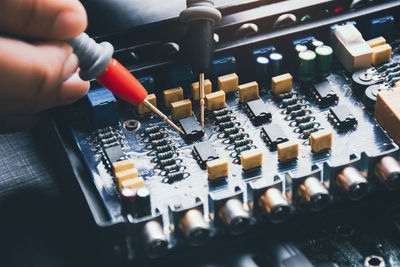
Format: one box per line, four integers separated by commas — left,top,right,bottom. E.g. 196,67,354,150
96,58,148,106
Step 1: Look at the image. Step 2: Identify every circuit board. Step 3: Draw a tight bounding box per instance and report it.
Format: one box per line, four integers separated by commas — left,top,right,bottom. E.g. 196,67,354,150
63,16,400,262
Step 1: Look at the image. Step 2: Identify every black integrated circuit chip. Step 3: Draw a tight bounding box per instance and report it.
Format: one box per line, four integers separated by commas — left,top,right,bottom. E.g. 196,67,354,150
261,123,289,150
179,116,204,140
246,98,272,125
104,145,125,164
193,142,219,168
312,80,339,107
329,105,357,130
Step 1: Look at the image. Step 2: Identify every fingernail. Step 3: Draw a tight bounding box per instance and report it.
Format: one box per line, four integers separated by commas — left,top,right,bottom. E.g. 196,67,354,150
53,11,87,39
62,53,79,81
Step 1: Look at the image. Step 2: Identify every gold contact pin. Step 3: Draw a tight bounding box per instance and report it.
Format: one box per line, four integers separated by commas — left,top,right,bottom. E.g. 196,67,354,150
199,73,205,130
143,99,185,135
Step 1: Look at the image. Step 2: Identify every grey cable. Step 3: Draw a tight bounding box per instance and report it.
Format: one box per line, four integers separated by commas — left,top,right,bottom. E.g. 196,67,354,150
180,0,221,24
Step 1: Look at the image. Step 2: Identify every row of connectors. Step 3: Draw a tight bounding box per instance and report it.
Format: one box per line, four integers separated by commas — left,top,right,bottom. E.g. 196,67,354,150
121,150,400,259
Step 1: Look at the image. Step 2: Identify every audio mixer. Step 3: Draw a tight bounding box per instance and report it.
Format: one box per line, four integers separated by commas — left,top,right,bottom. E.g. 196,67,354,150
46,0,400,265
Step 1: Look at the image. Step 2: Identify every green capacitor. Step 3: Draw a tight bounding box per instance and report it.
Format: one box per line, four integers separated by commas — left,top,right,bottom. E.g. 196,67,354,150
298,50,316,82
315,45,333,78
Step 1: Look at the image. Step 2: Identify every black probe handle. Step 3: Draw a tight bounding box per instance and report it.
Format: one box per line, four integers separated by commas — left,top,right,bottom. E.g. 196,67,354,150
187,20,214,75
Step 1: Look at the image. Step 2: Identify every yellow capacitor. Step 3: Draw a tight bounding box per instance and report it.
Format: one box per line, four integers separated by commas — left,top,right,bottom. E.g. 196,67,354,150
366,36,386,48
112,159,135,173
137,94,157,115
271,73,292,95
171,99,192,120
310,129,333,153
238,81,259,103
371,43,392,65
218,73,238,93
206,158,228,180
240,148,263,170
115,168,139,187
120,177,145,190
191,79,212,101
277,140,298,162
205,91,226,111
163,87,184,108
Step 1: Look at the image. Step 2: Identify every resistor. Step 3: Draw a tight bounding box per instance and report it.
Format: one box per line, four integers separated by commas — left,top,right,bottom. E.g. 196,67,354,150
390,77,400,86
387,70,400,80
286,103,301,113
148,132,164,140
157,151,174,160
164,164,180,172
213,108,230,116
155,144,173,153
98,131,116,139
235,145,252,154
384,65,400,74
229,132,246,142
290,109,306,118
295,115,312,125
216,115,233,123
234,138,251,147
96,127,113,134
298,122,316,132
152,139,168,148
281,97,298,107
101,136,120,144
302,128,319,137
167,171,184,182
278,92,294,100
144,126,161,135
219,121,235,130
377,61,398,72
159,158,176,167
223,127,239,136
103,141,120,148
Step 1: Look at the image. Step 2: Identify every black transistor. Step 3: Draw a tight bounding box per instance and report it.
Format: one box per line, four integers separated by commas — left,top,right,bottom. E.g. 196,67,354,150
193,142,219,168
261,123,289,150
179,116,204,140
246,98,272,125
103,145,125,164
312,80,339,107
329,105,357,130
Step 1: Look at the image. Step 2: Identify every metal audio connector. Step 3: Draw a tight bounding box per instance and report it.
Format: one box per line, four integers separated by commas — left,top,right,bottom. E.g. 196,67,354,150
142,220,168,259
218,198,250,235
336,166,368,200
297,177,330,212
258,187,291,223
375,156,400,190
178,209,210,246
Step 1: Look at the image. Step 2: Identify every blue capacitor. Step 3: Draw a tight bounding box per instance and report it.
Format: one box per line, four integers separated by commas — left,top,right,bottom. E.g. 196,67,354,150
212,56,237,78
255,56,270,83
137,76,155,94
269,52,283,77
87,87,119,129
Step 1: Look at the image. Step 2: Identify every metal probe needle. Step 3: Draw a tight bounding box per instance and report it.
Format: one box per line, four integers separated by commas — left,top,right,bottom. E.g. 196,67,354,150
143,99,185,135
199,73,205,130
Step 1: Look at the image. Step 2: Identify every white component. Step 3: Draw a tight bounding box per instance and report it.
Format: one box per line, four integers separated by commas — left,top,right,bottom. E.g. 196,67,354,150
331,22,372,73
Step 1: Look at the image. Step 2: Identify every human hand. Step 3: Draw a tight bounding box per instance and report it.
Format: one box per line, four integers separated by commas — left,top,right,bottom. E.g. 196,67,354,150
0,0,90,131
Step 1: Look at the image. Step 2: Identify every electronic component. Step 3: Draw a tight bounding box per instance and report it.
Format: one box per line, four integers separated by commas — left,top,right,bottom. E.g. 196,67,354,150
135,187,152,217
229,132,246,143
297,177,329,212
331,22,372,72
104,145,124,164
351,69,378,94
246,98,271,125
191,79,212,101
240,148,263,171
120,177,145,190
367,15,395,42
375,88,400,143
310,129,333,153
271,73,292,96
268,52,283,76
375,156,400,190
205,91,226,111
261,123,289,150
367,36,387,48
166,171,185,183
142,220,168,259
371,43,392,65
336,166,368,200
137,94,157,115
238,81,259,103
115,168,139,188
178,209,210,246
218,198,250,235
277,140,299,162
312,80,339,107
255,56,269,83
149,132,164,140
258,187,291,223
163,87,184,108
193,142,219,168
179,116,204,140
155,144,173,153
171,99,192,121
157,151,174,160
137,76,155,94
329,105,357,130
212,56,237,78
297,50,316,82
315,45,333,79
217,73,239,93
112,159,135,173
87,87,119,129
206,158,228,180
120,188,136,215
